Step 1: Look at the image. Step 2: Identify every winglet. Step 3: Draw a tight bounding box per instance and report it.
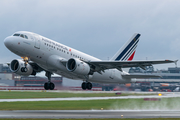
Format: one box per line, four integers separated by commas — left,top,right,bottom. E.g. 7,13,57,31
110,33,141,61
174,60,178,67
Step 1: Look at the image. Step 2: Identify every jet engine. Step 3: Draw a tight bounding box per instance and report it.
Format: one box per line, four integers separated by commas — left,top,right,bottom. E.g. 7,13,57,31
10,59,35,76
66,58,90,75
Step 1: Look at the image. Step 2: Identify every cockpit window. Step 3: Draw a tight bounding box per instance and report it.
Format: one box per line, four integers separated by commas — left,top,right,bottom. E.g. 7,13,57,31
20,34,24,38
13,34,20,36
13,33,28,39
25,35,28,39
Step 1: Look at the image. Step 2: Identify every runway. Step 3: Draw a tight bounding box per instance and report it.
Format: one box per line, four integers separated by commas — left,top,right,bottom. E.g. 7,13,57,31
0,110,180,118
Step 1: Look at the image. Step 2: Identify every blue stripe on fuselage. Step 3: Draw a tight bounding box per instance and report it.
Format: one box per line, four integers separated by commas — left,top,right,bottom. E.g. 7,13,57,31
115,34,140,61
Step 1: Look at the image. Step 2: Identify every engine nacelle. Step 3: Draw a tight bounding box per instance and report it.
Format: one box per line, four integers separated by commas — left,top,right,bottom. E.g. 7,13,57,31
10,59,34,76
66,58,90,75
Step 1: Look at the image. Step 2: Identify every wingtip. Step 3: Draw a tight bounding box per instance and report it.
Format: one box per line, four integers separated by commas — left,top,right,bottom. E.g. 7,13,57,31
165,59,178,63
174,60,178,67
175,60,178,62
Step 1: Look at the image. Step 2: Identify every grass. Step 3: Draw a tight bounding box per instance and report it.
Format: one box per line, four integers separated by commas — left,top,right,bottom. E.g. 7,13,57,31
0,99,115,110
0,91,156,99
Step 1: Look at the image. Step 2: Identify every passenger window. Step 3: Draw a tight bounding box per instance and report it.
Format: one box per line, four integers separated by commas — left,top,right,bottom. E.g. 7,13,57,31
13,34,20,36
20,34,24,38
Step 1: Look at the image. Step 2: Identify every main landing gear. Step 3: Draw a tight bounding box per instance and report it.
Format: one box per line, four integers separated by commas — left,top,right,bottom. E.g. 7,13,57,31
81,82,92,90
44,71,55,90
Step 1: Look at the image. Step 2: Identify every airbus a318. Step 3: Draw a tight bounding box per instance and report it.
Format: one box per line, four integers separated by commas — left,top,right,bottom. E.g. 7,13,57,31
4,31,176,90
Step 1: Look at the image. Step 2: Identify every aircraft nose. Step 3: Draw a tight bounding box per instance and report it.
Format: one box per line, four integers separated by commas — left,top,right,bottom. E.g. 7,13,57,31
4,36,12,49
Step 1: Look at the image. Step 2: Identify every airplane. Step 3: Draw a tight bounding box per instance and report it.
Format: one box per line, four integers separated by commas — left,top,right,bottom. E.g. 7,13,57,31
4,31,176,90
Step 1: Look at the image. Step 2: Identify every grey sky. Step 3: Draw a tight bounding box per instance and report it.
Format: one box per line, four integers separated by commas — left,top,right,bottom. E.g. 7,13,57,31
0,0,180,70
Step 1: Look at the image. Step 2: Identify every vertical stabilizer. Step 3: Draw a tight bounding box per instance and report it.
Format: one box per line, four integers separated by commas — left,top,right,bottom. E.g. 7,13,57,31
110,33,141,61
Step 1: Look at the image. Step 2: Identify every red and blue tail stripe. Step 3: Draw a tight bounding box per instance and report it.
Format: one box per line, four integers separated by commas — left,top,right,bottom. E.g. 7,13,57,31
111,33,140,61
121,38,139,61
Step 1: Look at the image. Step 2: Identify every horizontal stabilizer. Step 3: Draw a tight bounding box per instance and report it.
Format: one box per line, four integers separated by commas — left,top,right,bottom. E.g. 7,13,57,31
122,74,161,79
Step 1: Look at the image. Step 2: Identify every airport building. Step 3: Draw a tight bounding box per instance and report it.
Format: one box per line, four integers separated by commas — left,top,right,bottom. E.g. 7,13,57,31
0,64,15,86
15,76,62,87
129,66,180,80
129,66,180,91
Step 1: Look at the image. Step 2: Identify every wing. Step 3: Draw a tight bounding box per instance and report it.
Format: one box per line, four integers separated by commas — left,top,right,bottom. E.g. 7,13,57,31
89,60,177,72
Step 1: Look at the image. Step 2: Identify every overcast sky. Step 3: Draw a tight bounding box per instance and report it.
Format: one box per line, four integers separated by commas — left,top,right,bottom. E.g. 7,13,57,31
0,0,180,70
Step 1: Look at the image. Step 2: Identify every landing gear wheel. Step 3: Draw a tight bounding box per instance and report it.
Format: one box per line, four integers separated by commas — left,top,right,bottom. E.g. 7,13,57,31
81,82,92,90
44,82,49,90
21,67,27,72
24,67,27,72
82,82,87,90
87,82,92,90
21,68,24,72
49,82,55,90
44,82,55,90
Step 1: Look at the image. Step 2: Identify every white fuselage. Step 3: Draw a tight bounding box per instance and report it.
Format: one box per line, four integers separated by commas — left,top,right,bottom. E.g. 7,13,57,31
4,31,130,84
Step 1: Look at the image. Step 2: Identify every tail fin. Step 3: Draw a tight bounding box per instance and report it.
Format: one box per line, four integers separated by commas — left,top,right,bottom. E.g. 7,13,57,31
110,33,141,61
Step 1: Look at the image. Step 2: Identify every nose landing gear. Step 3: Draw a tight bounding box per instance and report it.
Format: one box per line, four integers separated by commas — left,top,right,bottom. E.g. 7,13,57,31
21,57,29,73
21,67,28,72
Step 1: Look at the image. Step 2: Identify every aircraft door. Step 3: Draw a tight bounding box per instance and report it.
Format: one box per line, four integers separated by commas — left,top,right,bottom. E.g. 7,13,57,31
34,35,41,49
